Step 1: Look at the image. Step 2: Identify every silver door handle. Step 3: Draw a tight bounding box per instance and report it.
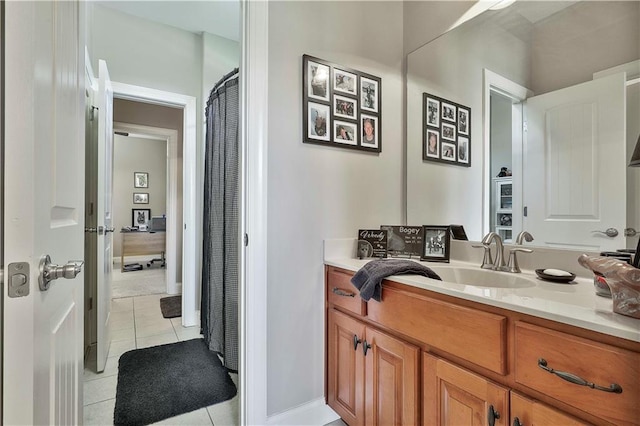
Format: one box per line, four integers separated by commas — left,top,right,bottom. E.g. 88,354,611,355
105,227,115,233
38,255,84,291
591,228,619,238
624,228,638,237
85,227,97,233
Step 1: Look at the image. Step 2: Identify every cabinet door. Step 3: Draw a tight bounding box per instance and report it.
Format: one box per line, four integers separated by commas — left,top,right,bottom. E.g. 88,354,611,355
423,353,509,426
511,392,592,426
365,327,419,425
327,309,366,426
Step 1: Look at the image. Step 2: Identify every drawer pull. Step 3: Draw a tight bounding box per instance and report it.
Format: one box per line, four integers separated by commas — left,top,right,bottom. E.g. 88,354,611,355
363,340,372,356
537,358,623,394
332,287,355,297
487,404,500,426
353,335,361,351
512,418,523,426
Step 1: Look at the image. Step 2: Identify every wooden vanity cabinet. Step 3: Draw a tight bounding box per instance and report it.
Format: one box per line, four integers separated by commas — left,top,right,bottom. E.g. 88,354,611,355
423,353,509,426
325,266,640,426
327,309,419,426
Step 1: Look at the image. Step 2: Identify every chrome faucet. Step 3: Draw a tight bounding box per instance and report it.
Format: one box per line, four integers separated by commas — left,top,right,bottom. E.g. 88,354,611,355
481,232,507,271
515,230,534,245
507,231,534,273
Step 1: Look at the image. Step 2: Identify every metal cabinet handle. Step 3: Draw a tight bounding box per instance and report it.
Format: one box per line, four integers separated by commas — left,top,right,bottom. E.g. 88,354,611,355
487,404,500,426
512,417,523,426
591,228,619,238
332,287,355,297
537,358,622,393
38,255,84,291
353,335,361,351
362,340,372,356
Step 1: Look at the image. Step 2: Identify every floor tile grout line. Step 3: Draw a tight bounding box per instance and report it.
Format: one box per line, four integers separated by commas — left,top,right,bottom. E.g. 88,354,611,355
205,405,216,425
83,397,116,408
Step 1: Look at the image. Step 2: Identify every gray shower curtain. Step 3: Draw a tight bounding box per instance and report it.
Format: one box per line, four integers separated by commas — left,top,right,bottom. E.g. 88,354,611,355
201,69,239,371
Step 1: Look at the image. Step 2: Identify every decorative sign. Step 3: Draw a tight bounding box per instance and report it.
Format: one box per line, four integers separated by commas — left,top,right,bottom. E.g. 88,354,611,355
303,54,382,153
423,93,471,167
380,225,424,258
357,229,387,259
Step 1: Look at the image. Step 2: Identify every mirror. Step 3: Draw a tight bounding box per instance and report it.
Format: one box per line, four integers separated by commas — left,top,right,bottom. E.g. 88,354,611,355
407,1,640,251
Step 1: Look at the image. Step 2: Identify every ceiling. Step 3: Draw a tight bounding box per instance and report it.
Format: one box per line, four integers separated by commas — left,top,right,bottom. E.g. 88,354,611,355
95,0,240,42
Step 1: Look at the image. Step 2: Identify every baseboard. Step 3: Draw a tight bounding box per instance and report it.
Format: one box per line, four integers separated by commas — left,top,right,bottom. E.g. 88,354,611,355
168,281,182,295
266,398,340,425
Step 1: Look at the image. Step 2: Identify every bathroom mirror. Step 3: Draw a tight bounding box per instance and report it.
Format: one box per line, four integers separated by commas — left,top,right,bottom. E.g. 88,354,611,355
406,0,640,251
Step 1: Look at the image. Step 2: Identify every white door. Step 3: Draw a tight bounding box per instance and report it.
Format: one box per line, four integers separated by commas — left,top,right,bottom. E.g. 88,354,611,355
96,59,114,372
523,73,627,251
4,1,85,424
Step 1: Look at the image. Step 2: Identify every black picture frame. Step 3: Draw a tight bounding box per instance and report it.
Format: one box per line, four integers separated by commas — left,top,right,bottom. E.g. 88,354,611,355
422,93,471,167
132,208,151,228
134,172,149,188
133,193,149,204
302,54,382,153
420,225,451,262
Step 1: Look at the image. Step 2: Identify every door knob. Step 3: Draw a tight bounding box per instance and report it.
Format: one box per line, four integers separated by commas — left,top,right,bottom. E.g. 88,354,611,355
624,228,638,237
105,227,115,233
85,227,98,233
591,228,619,238
38,255,84,291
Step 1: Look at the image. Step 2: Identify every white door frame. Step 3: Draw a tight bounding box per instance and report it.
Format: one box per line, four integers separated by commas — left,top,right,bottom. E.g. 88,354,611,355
113,122,180,296
111,82,198,327
482,69,532,237
240,0,269,424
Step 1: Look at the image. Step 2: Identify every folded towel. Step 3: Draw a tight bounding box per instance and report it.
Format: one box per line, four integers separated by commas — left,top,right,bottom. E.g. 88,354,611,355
351,259,442,302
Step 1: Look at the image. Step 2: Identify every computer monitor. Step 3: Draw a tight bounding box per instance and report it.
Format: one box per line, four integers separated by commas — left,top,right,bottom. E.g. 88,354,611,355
150,216,166,232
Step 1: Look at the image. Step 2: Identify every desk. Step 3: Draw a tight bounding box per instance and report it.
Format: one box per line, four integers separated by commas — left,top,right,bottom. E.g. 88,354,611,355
120,231,166,271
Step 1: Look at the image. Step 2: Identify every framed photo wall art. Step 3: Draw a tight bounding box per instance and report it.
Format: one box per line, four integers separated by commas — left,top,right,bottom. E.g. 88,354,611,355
134,172,149,188
423,93,471,167
303,54,382,153
132,208,151,228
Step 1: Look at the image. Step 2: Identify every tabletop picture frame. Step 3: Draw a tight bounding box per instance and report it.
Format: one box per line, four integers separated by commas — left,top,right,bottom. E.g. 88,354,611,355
421,225,451,262
422,93,471,167
132,208,151,228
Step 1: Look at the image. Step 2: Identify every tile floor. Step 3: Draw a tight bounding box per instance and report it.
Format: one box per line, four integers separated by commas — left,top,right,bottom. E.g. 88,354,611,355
83,290,238,425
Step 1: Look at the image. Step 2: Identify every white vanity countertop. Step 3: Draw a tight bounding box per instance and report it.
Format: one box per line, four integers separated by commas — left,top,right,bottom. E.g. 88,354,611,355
325,257,640,343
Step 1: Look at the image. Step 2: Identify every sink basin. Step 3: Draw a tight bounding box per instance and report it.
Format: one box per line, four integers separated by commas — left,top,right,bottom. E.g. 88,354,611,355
427,266,536,288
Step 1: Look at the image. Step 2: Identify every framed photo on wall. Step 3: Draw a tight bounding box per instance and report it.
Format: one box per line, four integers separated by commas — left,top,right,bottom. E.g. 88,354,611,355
134,172,149,188
302,54,382,153
132,208,151,228
421,225,450,262
422,93,471,167
133,193,149,204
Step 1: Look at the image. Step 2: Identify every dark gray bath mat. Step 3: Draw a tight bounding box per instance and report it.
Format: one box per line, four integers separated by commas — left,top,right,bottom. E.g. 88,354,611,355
159,295,181,318
114,338,236,425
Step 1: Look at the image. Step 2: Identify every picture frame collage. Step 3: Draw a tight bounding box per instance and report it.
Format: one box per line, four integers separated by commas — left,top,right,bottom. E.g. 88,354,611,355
422,93,471,167
303,54,382,153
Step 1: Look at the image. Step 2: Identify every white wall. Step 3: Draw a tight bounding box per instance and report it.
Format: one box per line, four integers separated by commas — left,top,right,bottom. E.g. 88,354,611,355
113,135,167,257
202,32,240,108
267,0,404,416
490,93,513,179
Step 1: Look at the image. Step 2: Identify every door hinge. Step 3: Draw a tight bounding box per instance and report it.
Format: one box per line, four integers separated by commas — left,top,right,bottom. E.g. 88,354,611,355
523,206,528,217
90,105,98,121
244,233,249,247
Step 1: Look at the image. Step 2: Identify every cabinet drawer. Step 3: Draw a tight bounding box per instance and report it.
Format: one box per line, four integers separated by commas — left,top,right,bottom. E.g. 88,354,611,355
368,286,507,374
514,322,639,426
327,267,366,316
